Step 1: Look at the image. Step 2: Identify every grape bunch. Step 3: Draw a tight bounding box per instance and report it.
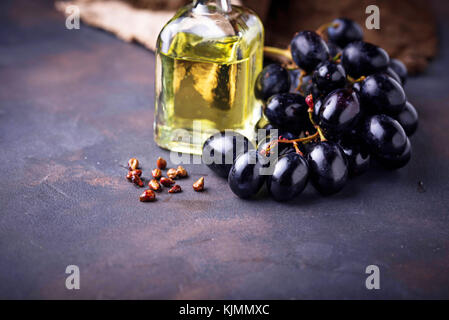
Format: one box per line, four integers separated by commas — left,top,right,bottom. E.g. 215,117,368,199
202,18,418,201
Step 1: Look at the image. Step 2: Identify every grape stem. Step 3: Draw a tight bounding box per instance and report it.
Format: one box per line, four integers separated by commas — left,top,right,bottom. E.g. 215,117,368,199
263,46,292,60
306,94,327,142
308,111,316,126
293,142,304,157
308,111,327,142
295,70,307,94
260,139,278,156
316,22,339,37
277,132,320,144
347,75,366,84
331,52,342,62
260,132,320,155
315,126,327,142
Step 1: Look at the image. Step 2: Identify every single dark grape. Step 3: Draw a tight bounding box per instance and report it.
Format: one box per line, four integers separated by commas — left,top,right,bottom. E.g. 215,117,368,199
202,131,252,178
312,61,347,95
394,101,418,136
290,31,330,73
376,137,411,170
228,150,266,199
327,18,363,48
267,152,309,201
390,58,408,85
264,93,309,133
255,64,291,101
342,41,390,78
318,88,361,134
327,18,364,48
359,73,406,115
307,141,348,195
363,114,407,156
339,139,370,176
385,67,402,85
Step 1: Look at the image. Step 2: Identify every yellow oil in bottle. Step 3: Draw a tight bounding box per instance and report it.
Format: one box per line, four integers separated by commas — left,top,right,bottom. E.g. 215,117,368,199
154,2,264,155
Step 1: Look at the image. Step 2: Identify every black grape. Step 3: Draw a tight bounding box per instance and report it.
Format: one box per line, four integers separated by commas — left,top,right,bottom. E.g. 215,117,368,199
376,138,411,170
228,150,266,199
318,88,361,134
342,41,390,78
255,64,291,101
390,58,408,85
327,18,364,48
290,31,330,73
267,152,309,201
359,73,406,115
363,114,407,156
202,131,252,178
264,93,309,133
307,141,349,195
394,101,418,136
385,67,402,85
312,61,347,95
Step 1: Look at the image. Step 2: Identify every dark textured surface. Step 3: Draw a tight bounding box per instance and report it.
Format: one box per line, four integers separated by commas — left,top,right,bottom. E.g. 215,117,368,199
1,0,449,299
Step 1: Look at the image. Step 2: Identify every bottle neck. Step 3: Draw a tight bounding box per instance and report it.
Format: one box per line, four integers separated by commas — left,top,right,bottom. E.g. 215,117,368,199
193,0,231,13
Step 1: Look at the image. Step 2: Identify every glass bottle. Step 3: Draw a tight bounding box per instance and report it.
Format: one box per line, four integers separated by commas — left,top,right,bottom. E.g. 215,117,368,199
154,0,264,155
